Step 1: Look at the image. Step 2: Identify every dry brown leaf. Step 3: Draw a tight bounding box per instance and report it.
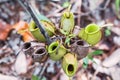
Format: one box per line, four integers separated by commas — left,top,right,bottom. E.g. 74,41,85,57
0,20,12,40
13,21,29,31
14,51,27,74
22,31,35,42
13,21,35,42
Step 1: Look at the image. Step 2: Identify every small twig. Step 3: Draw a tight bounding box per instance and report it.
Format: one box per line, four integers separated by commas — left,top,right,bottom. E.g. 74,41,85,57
99,0,111,10
67,5,71,12
39,58,49,79
100,23,113,28
49,2,63,9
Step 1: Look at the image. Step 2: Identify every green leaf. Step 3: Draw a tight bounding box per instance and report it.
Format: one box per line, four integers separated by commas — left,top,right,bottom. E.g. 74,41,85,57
87,55,93,60
38,14,50,22
62,1,70,8
105,28,111,36
83,57,89,68
115,0,120,12
32,75,39,80
115,0,120,18
87,50,103,59
92,50,104,55
83,57,88,64
65,37,71,44
83,63,88,68
68,34,75,38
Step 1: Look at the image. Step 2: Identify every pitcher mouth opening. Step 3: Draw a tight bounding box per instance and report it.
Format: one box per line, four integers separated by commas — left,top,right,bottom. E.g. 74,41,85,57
76,40,84,46
66,64,74,75
49,42,59,53
35,48,45,55
52,46,57,51
23,42,31,50
85,24,100,34
30,21,39,31
70,38,76,45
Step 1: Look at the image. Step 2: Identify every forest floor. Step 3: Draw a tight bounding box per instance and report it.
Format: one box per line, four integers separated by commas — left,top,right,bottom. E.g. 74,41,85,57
0,0,120,80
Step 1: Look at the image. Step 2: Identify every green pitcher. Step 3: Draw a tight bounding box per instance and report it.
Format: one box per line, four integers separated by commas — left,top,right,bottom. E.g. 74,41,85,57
60,11,74,34
78,23,102,45
62,53,78,77
48,41,66,61
29,20,55,42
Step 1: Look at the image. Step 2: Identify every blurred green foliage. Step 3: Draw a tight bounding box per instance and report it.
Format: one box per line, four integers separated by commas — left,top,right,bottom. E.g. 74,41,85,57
83,50,103,68
115,0,120,18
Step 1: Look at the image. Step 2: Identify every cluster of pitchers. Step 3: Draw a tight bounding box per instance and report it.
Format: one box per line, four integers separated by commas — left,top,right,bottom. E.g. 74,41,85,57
22,10,102,77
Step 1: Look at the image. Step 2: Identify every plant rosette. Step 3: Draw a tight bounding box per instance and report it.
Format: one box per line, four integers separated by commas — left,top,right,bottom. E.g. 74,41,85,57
29,20,55,42
48,41,67,61
62,53,78,77
78,23,102,45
